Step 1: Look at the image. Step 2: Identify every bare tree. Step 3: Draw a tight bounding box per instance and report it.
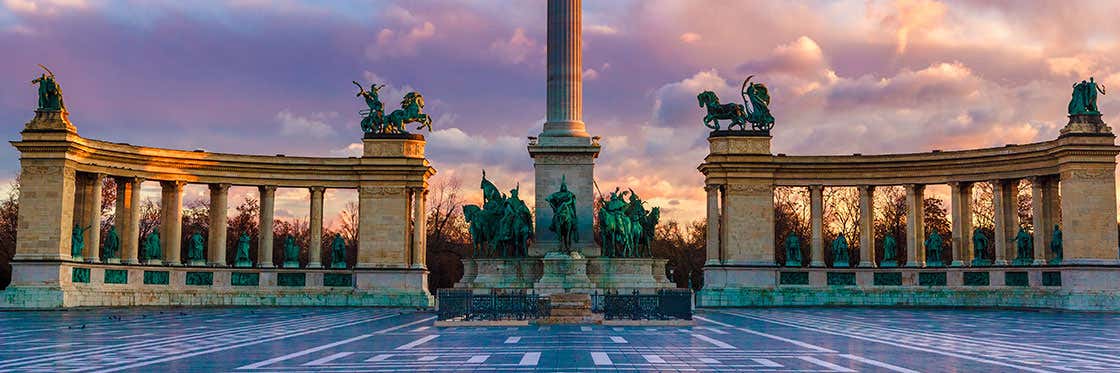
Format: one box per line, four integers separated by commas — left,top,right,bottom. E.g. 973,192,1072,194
0,178,19,289
227,197,260,265
874,186,907,264
652,220,706,290
823,187,860,266
425,177,470,292
181,199,209,261
774,187,810,266
924,197,953,264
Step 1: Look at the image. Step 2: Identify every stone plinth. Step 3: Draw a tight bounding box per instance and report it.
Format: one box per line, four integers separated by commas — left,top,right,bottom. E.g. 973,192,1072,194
533,251,593,294
528,137,601,257
586,257,660,290
23,109,76,133
1060,114,1112,136
468,258,540,289
538,292,601,324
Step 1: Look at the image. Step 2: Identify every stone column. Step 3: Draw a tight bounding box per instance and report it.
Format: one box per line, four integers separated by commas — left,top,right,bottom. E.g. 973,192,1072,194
357,186,410,268
1058,163,1119,265
1030,177,1048,265
542,0,587,138
308,187,325,268
857,185,876,267
85,173,103,262
258,186,276,267
207,183,230,266
904,184,926,267
1043,176,1061,255
118,177,143,264
411,188,427,269
992,180,1017,265
160,181,185,265
704,185,721,265
949,182,972,266
809,185,825,267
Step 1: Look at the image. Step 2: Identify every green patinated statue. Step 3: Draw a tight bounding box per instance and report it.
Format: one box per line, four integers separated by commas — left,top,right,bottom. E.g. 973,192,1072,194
353,81,432,134
283,235,299,268
1014,227,1033,265
234,233,252,267
463,171,533,258
188,232,205,263
881,235,898,267
784,233,802,267
330,233,347,268
1050,225,1062,264
142,231,161,261
831,234,850,268
972,228,991,266
546,175,579,252
103,226,121,261
71,225,89,259
1069,77,1107,115
697,75,774,132
31,64,65,111
925,230,944,267
598,188,660,258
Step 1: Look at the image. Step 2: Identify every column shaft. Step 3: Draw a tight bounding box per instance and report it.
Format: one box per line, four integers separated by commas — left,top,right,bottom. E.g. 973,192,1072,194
258,186,276,267
719,185,729,264
118,178,142,264
161,181,184,265
992,180,1017,265
858,185,876,267
809,185,825,267
207,184,229,266
308,187,325,268
411,188,427,269
949,182,972,266
904,184,926,267
705,185,721,265
542,0,587,137
1030,177,1048,264
85,174,103,262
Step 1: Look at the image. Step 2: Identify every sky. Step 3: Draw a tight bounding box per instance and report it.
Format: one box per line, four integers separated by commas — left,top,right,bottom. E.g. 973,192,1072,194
1,0,1118,225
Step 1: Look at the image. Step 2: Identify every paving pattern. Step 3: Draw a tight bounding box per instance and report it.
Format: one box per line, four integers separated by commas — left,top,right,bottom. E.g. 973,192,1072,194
0,307,1117,372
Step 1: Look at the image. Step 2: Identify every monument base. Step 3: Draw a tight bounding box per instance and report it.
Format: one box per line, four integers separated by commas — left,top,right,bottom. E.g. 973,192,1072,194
537,292,602,324
457,256,670,292
534,251,594,294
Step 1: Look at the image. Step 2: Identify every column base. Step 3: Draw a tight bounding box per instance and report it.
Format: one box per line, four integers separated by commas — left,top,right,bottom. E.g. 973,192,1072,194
950,260,965,267
307,262,323,269
857,261,876,268
810,260,826,268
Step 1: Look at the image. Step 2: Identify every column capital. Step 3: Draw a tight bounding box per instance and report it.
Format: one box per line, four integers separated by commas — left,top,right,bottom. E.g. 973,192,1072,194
808,184,824,192
159,180,187,190
209,183,231,192
947,181,973,189
857,184,875,192
704,184,722,192
309,186,326,194
259,185,278,194
114,175,144,185
903,183,925,192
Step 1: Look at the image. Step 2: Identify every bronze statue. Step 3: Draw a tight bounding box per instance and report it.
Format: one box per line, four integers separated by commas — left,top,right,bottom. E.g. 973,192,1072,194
1069,77,1107,115
1049,225,1062,265
330,234,347,268
925,230,943,267
831,234,850,268
71,225,89,259
881,235,898,267
546,175,578,252
972,228,991,266
463,171,533,258
31,64,65,111
283,235,299,268
784,233,802,267
234,233,252,267
597,188,659,258
103,226,120,261
697,75,775,132
1014,227,1033,265
354,81,432,134
188,232,205,263
142,231,161,261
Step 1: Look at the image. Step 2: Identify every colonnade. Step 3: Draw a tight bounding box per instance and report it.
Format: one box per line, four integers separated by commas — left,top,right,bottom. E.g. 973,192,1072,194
69,174,429,269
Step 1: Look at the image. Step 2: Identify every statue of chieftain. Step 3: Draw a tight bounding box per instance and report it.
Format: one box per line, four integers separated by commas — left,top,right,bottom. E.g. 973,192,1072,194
697,75,774,132
353,81,432,135
597,188,660,258
546,176,579,252
462,171,533,258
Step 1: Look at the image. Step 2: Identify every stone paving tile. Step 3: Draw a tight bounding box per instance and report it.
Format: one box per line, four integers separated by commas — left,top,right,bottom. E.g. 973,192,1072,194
0,307,1117,371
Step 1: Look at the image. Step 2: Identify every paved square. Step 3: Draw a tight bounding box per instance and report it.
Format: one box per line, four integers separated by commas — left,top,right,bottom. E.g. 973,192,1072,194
0,308,1118,371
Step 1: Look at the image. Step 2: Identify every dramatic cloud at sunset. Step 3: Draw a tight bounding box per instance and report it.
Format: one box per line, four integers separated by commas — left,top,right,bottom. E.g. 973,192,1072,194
2,0,1118,224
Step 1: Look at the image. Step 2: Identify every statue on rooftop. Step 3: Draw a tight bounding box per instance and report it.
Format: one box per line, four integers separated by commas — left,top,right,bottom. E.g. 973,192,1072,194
972,228,991,266
31,64,65,111
1069,77,1107,116
742,75,775,130
1014,227,1033,265
330,233,347,268
698,75,775,132
831,233,850,268
234,233,252,267
103,226,120,261
547,175,579,252
71,225,89,259
353,81,432,134
1049,225,1063,265
925,229,944,267
785,233,803,267
881,235,898,267
188,232,205,263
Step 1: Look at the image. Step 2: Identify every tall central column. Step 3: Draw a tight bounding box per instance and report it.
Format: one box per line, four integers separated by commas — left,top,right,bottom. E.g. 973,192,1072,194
529,0,600,256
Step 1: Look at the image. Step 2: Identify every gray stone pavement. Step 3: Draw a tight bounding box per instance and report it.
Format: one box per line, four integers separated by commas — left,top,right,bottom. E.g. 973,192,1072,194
0,307,1118,372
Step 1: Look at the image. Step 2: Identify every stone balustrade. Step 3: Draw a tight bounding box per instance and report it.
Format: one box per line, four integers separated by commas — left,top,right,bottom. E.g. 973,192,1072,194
699,124,1120,311
3,110,435,307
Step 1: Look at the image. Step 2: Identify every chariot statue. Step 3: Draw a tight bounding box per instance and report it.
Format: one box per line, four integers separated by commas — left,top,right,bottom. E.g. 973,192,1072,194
354,81,432,135
698,75,774,132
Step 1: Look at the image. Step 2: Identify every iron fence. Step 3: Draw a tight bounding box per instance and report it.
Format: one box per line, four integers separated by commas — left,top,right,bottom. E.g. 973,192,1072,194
595,288,693,320
436,289,551,321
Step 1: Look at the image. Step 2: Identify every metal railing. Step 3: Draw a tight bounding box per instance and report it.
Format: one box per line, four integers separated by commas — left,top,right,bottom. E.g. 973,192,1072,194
436,289,550,321
593,289,693,321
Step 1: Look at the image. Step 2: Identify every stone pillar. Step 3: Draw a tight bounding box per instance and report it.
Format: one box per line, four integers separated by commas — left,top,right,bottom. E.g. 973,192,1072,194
85,173,103,262
809,185,825,267
411,188,427,269
949,182,972,266
542,0,587,138
308,187,325,268
992,180,1017,265
904,184,926,267
857,185,875,267
704,185,721,265
116,177,143,264
358,186,410,268
1030,177,1049,265
258,186,276,267
160,181,185,265
207,183,230,266
1043,176,1061,255
1058,157,1119,265
722,182,776,266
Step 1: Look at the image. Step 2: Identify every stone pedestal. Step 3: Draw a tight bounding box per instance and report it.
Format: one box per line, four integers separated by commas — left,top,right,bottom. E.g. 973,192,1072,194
528,137,601,257
455,259,478,288
1055,131,1120,265
539,292,601,324
469,258,540,289
534,251,593,294
586,257,660,290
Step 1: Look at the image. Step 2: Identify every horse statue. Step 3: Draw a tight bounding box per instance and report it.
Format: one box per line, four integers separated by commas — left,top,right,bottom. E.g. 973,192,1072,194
546,176,579,252
385,92,433,133
697,91,748,131
697,75,775,132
